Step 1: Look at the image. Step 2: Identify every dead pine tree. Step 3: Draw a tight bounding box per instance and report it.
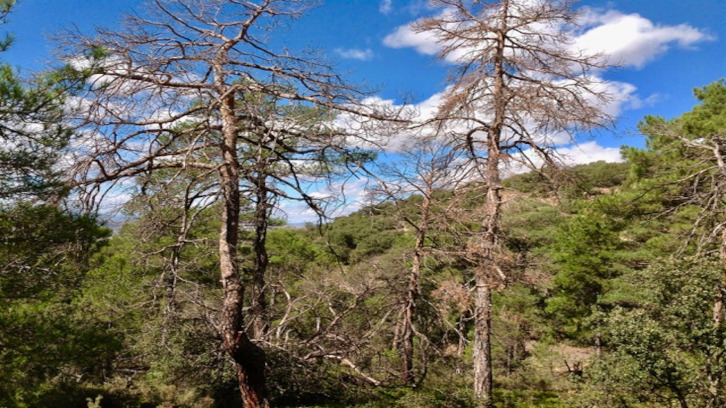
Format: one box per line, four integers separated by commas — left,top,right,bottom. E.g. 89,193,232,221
414,0,614,405
58,0,394,406
370,134,472,385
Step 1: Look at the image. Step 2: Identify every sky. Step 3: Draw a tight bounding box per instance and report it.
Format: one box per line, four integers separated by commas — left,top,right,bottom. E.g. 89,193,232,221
2,0,725,222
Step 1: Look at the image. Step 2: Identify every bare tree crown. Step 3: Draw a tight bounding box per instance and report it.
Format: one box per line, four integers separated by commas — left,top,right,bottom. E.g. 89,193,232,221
417,0,613,167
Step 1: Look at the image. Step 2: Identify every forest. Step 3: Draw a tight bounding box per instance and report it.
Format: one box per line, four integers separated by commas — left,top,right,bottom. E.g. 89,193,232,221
1,0,725,407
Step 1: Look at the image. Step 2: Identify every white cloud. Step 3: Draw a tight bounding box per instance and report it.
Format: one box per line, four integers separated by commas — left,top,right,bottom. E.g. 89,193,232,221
375,3,709,154
334,48,375,61
348,76,640,154
503,141,623,176
625,93,661,111
379,0,393,15
336,76,639,155
575,9,714,68
589,79,639,118
99,190,134,216
557,141,624,165
382,17,442,56
383,6,713,69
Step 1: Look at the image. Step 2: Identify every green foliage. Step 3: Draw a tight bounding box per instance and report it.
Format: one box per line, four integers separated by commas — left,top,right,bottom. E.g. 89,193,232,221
582,256,726,407
320,206,403,265
680,78,726,137
0,0,14,51
0,3,75,200
0,204,110,298
503,161,629,197
62,217,233,408
0,205,114,408
628,80,726,255
267,227,330,272
6,156,705,408
545,210,621,338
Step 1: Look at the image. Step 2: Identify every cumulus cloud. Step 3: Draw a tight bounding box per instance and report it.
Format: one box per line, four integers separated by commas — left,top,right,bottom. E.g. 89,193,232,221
588,79,639,118
383,6,713,68
383,21,441,56
575,9,714,68
334,47,375,61
350,76,639,154
335,76,639,157
376,3,708,159
557,141,624,165
503,141,623,176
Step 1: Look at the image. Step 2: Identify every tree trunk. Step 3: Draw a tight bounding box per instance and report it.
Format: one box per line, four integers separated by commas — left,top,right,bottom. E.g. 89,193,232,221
473,276,493,407
471,169,502,407
251,173,270,341
472,172,500,406
472,48,505,408
401,193,431,385
401,283,416,385
217,65,268,408
234,340,269,408
471,3,507,402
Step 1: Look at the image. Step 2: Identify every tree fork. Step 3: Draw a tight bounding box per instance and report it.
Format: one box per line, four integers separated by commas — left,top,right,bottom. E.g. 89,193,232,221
217,72,269,406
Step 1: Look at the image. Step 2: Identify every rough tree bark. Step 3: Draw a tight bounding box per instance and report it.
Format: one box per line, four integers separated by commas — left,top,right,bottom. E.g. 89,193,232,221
216,73,269,406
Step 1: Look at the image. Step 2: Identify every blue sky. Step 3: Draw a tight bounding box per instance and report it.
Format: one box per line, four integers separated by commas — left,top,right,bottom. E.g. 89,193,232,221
3,0,724,221
4,0,724,151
